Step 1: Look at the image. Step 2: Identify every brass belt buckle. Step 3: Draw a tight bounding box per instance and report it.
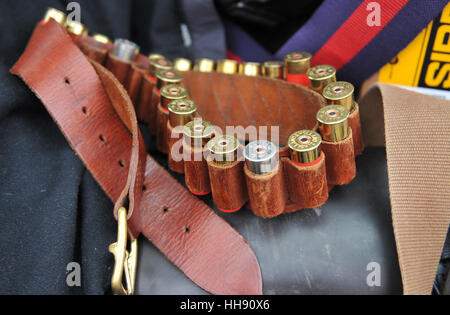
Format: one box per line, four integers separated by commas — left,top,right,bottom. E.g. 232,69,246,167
109,207,138,295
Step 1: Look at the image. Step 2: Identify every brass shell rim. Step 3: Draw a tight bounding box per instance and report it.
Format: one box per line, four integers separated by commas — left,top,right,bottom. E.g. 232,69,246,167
207,135,239,155
217,59,238,65
174,57,191,62
216,59,238,74
262,61,284,78
168,99,197,115
193,58,215,72
288,130,322,153
65,20,88,36
307,65,336,81
44,8,67,24
174,58,192,72
241,62,260,67
194,58,215,64
322,81,355,100
156,69,183,83
160,84,188,99
92,34,111,45
184,121,214,139
239,62,261,76
263,61,284,68
284,52,312,63
149,57,173,70
149,53,165,61
316,105,349,125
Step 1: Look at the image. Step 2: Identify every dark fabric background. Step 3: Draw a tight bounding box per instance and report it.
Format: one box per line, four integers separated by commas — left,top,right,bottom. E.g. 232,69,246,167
214,0,325,53
0,0,447,295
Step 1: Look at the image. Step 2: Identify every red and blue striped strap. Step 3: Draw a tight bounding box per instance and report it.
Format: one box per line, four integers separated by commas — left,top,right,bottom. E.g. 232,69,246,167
224,0,448,85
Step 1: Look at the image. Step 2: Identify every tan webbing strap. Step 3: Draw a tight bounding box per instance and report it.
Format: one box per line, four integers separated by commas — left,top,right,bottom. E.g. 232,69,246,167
360,83,450,294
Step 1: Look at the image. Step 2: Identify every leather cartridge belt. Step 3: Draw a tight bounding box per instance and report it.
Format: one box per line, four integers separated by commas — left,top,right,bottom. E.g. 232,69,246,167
73,25,364,218
13,12,363,294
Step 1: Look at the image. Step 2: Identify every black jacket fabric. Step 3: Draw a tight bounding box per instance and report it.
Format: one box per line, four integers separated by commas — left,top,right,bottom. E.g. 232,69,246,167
214,0,325,53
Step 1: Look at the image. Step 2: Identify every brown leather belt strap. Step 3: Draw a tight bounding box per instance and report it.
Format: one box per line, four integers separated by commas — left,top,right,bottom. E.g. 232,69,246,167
11,19,262,295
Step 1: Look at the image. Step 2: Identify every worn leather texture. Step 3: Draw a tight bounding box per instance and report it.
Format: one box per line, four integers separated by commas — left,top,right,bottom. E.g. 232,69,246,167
182,71,324,145
167,123,185,174
321,130,356,186
183,144,212,195
149,85,161,134
244,162,287,218
105,53,132,85
207,160,248,211
79,37,110,64
11,19,262,295
137,75,156,125
349,103,364,156
156,103,169,154
126,63,147,105
283,154,328,209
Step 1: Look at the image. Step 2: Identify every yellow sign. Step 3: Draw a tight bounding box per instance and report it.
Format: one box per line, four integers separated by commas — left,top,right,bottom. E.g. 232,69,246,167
379,3,450,94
